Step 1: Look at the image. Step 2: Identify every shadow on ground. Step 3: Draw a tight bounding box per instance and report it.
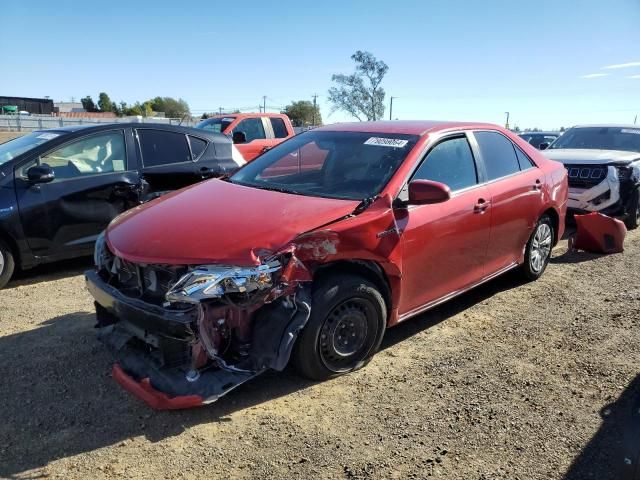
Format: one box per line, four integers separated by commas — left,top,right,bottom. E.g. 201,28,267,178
6,256,93,289
564,374,640,480
0,270,525,478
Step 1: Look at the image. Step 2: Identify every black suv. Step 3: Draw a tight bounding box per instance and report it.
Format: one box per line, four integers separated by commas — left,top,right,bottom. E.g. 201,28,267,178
0,123,242,288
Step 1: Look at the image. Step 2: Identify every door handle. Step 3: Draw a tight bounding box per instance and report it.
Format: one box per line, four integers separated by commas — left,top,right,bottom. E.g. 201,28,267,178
474,198,490,213
533,179,542,190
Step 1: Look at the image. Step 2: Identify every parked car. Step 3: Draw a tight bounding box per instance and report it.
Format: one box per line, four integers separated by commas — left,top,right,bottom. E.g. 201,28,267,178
195,113,295,161
86,120,568,409
0,123,243,288
518,131,561,150
542,124,640,229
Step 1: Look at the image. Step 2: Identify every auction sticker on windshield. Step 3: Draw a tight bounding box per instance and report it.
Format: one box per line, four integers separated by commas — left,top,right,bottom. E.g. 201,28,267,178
36,133,60,140
364,137,409,148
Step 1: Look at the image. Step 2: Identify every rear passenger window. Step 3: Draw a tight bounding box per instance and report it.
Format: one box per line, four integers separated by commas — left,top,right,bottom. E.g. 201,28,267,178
514,146,535,169
413,137,478,191
137,130,191,167
474,131,521,180
188,135,207,160
270,118,289,138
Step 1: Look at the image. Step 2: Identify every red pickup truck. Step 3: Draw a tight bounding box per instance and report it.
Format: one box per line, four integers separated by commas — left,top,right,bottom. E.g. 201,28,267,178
196,113,295,161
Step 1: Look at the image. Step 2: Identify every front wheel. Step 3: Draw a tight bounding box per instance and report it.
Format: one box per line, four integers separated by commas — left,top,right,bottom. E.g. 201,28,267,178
292,274,387,381
521,214,554,281
625,188,640,230
0,239,16,289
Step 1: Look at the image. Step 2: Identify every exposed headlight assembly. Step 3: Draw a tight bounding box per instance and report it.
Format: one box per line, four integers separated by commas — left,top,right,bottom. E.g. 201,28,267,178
165,261,281,304
94,231,108,269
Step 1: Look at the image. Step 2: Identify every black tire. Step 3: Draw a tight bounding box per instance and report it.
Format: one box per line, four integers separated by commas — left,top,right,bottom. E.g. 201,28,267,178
625,188,640,230
292,274,387,381
0,239,15,289
521,214,554,281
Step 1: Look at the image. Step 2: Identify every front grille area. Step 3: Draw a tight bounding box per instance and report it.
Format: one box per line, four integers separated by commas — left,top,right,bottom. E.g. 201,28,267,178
565,164,608,189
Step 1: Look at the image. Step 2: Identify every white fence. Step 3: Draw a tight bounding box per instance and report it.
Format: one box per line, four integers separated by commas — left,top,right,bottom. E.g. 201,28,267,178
0,114,197,132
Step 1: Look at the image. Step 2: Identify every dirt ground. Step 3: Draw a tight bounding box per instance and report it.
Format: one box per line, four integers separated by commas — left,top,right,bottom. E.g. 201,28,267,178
1,231,639,480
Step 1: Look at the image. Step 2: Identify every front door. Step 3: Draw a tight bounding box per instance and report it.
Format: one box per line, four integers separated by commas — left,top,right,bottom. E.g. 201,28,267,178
231,117,272,161
15,129,140,258
399,134,491,317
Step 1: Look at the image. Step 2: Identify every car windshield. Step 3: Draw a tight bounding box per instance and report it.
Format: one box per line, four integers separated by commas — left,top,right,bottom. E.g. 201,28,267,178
229,130,419,200
196,117,235,133
0,132,58,166
549,126,640,153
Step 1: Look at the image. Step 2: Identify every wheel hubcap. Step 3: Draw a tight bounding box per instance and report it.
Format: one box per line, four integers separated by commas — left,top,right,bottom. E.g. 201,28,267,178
530,223,552,273
319,299,371,372
0,250,4,275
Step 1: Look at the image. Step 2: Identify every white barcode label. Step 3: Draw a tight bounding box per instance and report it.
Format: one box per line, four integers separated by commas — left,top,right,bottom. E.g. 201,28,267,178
364,137,408,148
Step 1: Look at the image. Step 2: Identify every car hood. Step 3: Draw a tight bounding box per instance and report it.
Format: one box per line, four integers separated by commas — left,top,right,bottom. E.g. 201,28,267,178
543,148,640,165
106,179,360,265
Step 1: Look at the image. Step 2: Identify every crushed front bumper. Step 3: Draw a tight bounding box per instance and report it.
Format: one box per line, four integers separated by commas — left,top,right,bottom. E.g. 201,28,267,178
567,167,621,213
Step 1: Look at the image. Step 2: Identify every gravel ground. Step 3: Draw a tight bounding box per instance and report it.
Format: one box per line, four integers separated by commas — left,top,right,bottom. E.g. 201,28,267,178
1,231,639,479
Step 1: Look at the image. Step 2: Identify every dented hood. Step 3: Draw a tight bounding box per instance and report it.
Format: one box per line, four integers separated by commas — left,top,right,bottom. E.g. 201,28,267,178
543,148,640,165
106,179,360,265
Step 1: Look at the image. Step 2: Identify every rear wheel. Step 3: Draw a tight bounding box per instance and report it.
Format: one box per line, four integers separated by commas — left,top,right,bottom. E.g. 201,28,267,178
0,239,15,289
625,188,640,230
292,274,386,381
521,214,554,281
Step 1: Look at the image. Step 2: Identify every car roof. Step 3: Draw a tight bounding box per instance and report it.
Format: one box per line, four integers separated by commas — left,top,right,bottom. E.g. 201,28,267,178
207,113,288,119
33,122,230,141
571,124,640,129
314,120,504,136
518,131,560,136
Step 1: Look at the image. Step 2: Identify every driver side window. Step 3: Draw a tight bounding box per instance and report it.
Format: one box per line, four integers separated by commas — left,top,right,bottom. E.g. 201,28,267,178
233,118,266,143
413,136,478,192
37,131,126,182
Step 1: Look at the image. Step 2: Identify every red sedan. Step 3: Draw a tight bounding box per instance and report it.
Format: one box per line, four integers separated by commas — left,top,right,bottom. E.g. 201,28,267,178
87,121,568,409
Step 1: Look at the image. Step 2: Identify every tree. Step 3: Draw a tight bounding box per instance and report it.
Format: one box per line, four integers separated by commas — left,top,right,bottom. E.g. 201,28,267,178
149,96,190,118
81,95,97,112
97,92,113,113
283,100,323,127
328,51,388,121
201,113,210,120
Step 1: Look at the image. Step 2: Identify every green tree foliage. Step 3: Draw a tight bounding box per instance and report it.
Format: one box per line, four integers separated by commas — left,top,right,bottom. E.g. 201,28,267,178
149,96,190,118
283,100,323,127
328,51,388,121
81,95,97,112
97,92,113,113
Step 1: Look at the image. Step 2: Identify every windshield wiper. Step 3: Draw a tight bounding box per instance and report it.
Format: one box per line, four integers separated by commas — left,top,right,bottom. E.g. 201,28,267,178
354,196,376,214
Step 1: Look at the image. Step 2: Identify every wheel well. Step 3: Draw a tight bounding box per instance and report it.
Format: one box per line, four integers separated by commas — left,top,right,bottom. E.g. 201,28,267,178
0,230,20,268
542,208,560,246
313,260,392,315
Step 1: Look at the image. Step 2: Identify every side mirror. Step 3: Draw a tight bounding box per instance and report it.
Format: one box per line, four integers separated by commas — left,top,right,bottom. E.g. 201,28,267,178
27,164,55,184
408,179,451,205
538,142,549,150
232,131,247,144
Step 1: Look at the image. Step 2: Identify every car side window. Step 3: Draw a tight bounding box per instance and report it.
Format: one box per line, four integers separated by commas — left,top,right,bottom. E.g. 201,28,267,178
137,130,191,167
474,131,522,181
234,118,266,143
37,131,126,182
514,146,535,169
412,137,478,191
187,135,207,160
270,118,289,138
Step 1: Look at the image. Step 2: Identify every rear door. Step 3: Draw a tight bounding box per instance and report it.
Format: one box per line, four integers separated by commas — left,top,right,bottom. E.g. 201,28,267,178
399,134,491,316
15,129,140,257
471,130,544,274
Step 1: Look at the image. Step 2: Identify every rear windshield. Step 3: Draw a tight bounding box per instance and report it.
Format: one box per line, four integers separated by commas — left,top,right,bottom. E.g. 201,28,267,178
229,130,419,201
0,131,58,166
549,127,640,153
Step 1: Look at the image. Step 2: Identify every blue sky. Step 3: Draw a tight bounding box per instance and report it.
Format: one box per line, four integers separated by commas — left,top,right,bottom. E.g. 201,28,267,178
1,0,639,129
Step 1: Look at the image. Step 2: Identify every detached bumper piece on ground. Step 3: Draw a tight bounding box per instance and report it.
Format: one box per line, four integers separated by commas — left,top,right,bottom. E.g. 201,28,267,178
573,212,627,254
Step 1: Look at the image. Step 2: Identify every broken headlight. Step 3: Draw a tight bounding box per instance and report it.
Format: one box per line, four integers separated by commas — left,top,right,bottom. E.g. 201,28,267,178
94,231,108,270
165,261,281,304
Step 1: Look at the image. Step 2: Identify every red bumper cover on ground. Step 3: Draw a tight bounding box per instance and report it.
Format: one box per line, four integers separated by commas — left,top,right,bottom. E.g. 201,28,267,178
573,212,627,254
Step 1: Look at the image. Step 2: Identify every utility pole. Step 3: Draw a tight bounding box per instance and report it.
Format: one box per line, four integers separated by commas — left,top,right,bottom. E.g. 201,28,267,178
635,114,638,125
389,96,396,120
312,94,318,126
262,96,267,113
219,107,223,114
505,111,510,129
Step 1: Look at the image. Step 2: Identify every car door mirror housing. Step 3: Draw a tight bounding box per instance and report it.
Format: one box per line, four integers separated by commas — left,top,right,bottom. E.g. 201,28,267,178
538,142,549,150
27,164,55,184
408,179,451,205
232,131,247,144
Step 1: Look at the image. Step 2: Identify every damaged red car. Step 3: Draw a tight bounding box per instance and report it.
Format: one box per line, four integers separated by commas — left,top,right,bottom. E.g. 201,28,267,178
86,121,568,409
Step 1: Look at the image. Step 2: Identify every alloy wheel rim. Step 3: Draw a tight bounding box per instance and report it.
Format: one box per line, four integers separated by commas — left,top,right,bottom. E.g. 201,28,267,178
530,223,552,273
0,249,4,275
319,299,372,372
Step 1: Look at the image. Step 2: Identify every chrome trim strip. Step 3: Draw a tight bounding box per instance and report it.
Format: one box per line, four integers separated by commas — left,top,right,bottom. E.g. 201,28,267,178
397,262,519,323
